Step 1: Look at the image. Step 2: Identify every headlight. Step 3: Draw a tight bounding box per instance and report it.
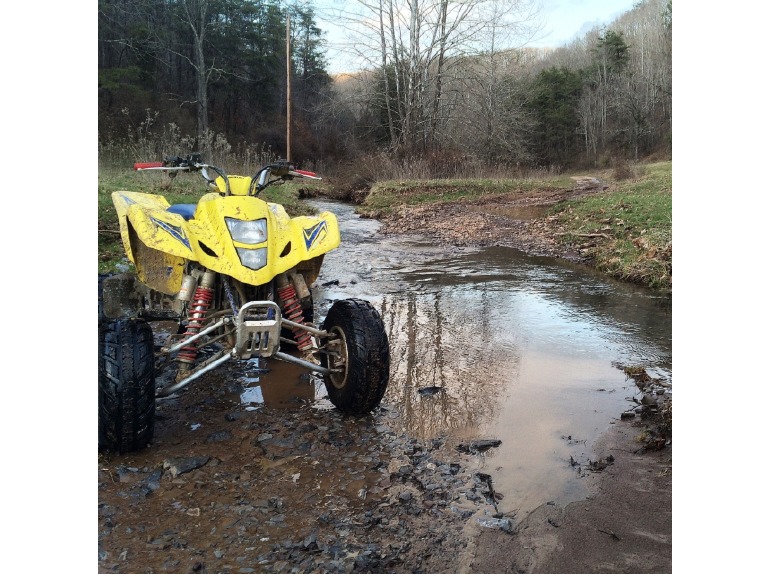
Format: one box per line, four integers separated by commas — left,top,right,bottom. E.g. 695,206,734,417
236,247,267,270
226,217,267,244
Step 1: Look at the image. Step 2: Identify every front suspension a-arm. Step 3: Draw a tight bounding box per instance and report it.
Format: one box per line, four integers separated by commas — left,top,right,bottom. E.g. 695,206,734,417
156,301,330,397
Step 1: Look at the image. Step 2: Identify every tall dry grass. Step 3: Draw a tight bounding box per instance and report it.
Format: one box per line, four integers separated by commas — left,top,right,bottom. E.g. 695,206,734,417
322,150,566,199
98,110,280,176
98,113,568,195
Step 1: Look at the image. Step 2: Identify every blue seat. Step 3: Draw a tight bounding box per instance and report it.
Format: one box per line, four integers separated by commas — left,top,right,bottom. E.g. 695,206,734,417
167,204,197,220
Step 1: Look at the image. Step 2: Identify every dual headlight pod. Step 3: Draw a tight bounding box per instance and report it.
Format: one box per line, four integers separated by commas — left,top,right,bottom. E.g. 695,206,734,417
226,217,267,243
226,217,268,270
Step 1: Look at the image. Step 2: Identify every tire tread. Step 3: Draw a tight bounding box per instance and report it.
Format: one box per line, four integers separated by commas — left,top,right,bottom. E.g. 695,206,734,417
98,319,156,453
322,298,389,416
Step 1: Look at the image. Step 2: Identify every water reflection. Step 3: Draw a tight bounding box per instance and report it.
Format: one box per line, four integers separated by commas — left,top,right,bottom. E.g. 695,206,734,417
381,290,516,439
375,246,671,515
310,200,672,517
238,358,316,410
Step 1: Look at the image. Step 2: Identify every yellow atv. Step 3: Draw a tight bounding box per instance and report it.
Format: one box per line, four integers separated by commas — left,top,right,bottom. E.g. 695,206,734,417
99,155,390,453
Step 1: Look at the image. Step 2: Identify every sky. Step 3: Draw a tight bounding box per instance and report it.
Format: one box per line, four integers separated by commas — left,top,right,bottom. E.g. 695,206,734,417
529,0,637,46
313,0,638,74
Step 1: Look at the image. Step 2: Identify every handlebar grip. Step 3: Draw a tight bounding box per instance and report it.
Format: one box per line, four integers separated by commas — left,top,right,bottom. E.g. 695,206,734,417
134,162,165,170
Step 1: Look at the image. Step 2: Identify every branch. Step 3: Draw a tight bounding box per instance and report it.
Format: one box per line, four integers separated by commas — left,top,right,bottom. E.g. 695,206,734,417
555,232,611,239
598,527,621,541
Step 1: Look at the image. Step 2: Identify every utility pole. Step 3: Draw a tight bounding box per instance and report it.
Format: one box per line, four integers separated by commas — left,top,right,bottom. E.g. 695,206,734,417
286,13,292,162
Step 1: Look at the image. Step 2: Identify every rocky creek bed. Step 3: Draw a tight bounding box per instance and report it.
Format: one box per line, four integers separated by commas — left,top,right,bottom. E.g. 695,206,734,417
98,362,671,573
99,365,525,573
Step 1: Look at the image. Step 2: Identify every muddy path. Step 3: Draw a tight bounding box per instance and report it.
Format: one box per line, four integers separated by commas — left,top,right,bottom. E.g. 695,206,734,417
367,177,609,263
98,199,672,573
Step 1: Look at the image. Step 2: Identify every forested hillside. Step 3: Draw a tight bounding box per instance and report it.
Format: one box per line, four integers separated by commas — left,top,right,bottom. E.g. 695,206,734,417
98,0,671,173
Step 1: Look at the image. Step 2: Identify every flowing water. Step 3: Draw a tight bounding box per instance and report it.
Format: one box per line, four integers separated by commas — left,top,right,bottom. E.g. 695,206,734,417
307,199,672,517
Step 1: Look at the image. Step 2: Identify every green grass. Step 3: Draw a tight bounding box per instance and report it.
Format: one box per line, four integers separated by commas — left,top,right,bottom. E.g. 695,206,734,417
551,161,672,292
97,167,319,274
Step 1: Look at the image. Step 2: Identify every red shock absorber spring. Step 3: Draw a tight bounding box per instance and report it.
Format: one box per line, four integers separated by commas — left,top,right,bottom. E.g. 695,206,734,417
277,283,313,351
177,286,214,365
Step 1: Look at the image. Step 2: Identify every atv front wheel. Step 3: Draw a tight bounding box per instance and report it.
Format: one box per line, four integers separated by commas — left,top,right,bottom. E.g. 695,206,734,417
98,319,156,453
320,298,389,415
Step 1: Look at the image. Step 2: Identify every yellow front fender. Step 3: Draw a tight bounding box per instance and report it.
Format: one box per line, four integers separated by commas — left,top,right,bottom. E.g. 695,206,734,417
186,195,340,285
112,191,196,294
112,191,341,290
112,191,196,261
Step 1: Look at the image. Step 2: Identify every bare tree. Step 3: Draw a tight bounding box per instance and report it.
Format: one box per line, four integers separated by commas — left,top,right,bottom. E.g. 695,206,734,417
447,0,541,163
378,0,398,148
614,0,672,158
177,0,215,150
542,0,672,164
330,0,541,155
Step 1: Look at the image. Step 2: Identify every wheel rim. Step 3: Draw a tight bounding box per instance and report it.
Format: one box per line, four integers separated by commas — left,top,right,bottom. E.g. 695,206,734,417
327,326,349,390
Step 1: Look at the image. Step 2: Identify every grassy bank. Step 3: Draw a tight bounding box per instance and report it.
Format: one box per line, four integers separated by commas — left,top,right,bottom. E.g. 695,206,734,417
552,162,671,292
361,175,575,215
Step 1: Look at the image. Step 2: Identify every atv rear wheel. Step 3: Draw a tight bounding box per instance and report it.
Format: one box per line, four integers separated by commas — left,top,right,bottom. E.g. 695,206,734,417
98,319,156,453
320,299,389,416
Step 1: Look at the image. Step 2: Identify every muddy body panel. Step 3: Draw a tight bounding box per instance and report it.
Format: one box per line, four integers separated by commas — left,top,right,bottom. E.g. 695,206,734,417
99,273,182,321
111,191,340,289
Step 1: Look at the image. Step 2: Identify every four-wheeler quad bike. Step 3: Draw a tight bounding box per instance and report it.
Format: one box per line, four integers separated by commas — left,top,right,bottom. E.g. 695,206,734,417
99,154,390,454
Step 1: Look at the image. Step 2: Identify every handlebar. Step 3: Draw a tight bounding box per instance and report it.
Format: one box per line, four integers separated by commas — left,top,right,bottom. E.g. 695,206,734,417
133,154,321,195
134,154,203,172
291,168,321,179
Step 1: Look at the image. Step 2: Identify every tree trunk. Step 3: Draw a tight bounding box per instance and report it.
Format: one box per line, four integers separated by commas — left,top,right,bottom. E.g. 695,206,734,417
430,0,448,148
379,0,397,150
183,0,210,151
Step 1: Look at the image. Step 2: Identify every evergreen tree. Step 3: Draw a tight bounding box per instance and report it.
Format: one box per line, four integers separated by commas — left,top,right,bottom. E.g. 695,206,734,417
528,67,584,166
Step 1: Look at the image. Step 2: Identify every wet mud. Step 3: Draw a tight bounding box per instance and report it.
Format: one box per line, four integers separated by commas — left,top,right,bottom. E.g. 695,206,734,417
99,362,505,573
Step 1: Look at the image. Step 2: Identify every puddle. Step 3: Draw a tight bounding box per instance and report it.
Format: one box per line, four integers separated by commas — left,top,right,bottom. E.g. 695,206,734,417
311,200,672,517
238,358,318,409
